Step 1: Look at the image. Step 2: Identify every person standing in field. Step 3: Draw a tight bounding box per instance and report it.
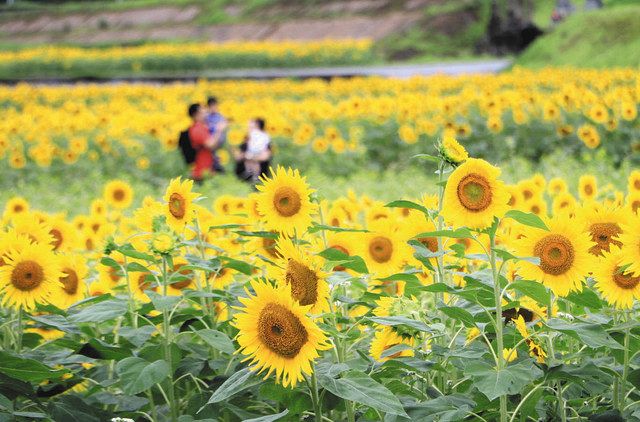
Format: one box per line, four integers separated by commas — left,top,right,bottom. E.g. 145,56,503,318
205,96,227,174
234,118,272,183
188,103,227,182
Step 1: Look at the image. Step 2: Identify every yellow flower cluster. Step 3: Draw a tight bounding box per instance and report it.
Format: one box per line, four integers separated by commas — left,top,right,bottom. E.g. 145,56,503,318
0,67,637,173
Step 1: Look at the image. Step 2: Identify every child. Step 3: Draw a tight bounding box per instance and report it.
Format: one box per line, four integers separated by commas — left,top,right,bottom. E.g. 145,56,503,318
235,118,272,182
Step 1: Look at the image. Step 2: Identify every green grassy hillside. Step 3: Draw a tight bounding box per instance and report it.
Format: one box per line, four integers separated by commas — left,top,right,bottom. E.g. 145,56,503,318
516,5,640,68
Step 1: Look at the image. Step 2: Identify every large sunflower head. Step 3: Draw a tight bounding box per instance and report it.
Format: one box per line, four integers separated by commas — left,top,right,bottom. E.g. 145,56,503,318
233,280,330,388
163,177,200,232
103,180,134,210
272,237,329,315
0,241,63,311
49,253,88,309
593,246,640,309
256,167,318,237
514,215,593,297
441,158,510,229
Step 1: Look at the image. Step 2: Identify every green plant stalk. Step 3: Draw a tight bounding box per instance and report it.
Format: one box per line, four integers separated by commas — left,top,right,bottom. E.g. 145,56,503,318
336,335,355,422
16,307,23,352
309,367,323,422
162,256,178,422
620,309,631,410
547,293,566,422
434,159,448,394
489,230,507,422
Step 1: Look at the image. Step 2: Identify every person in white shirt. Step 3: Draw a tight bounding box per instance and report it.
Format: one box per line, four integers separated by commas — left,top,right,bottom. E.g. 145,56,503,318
234,118,272,182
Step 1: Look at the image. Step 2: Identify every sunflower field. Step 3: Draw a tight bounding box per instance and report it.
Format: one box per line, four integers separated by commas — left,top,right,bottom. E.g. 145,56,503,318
0,39,374,80
3,128,640,421
1,67,639,185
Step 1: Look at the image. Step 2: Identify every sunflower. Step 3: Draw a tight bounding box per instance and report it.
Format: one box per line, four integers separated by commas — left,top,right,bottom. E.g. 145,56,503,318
128,269,158,303
360,227,409,278
49,254,88,309
256,167,318,237
578,204,627,257
45,215,78,252
0,241,63,310
88,278,113,297
626,192,640,215
439,135,468,165
619,216,640,276
167,259,195,296
272,237,329,315
628,170,640,194
578,175,598,202
10,213,55,247
441,158,510,230
103,180,134,210
0,231,33,267
547,177,568,196
324,232,359,272
90,199,108,217
370,327,415,362
163,177,200,233
552,192,578,217
233,280,330,388
3,197,29,221
514,215,593,297
593,246,640,309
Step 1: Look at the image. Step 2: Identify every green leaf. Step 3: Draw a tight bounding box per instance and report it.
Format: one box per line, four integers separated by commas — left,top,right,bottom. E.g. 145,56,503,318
317,370,408,417
319,248,369,274
439,306,475,327
146,290,181,312
504,210,549,231
234,230,279,239
206,368,261,404
507,280,550,305
385,200,430,216
412,153,440,162
0,351,66,382
368,316,431,333
493,248,540,265
465,360,543,401
308,223,368,234
565,289,603,310
126,262,149,272
118,244,155,261
196,329,235,354
115,358,170,395
414,228,472,239
243,410,289,422
220,256,254,275
545,319,622,349
100,257,120,268
69,299,128,323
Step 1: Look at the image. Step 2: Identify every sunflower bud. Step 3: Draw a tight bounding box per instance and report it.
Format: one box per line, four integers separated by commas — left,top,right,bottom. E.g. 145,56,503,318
151,231,176,255
438,135,469,165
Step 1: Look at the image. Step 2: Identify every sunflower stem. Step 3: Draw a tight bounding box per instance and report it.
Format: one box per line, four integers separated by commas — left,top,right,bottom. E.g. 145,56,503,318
435,159,448,394
309,367,322,422
489,228,507,422
620,309,631,410
16,307,23,352
547,292,566,422
161,256,178,422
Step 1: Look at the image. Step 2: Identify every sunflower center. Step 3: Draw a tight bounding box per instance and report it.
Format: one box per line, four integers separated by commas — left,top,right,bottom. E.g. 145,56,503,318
417,237,438,253
369,236,393,263
60,268,79,295
589,223,622,256
50,228,63,250
533,234,575,276
11,260,45,292
14,204,24,212
169,193,186,219
285,259,318,306
457,174,492,212
613,267,640,290
584,185,594,196
258,303,308,358
273,186,302,217
113,189,126,202
634,180,640,190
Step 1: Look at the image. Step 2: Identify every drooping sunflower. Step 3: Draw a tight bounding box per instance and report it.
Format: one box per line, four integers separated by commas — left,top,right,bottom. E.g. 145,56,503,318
49,254,88,309
272,237,329,315
441,158,510,230
256,167,318,237
593,246,640,309
233,280,330,388
103,180,134,210
0,241,63,310
578,204,628,257
163,177,200,232
370,327,415,362
514,215,593,297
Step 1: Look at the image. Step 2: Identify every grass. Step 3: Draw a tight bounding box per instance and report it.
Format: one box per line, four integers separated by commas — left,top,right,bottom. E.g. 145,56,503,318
516,4,640,68
0,151,632,217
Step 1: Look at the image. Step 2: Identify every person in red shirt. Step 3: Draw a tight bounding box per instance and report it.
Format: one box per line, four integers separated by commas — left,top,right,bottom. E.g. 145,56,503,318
187,103,227,181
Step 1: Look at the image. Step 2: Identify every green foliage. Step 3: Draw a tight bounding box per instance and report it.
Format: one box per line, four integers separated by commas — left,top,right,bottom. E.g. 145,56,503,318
517,5,640,68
